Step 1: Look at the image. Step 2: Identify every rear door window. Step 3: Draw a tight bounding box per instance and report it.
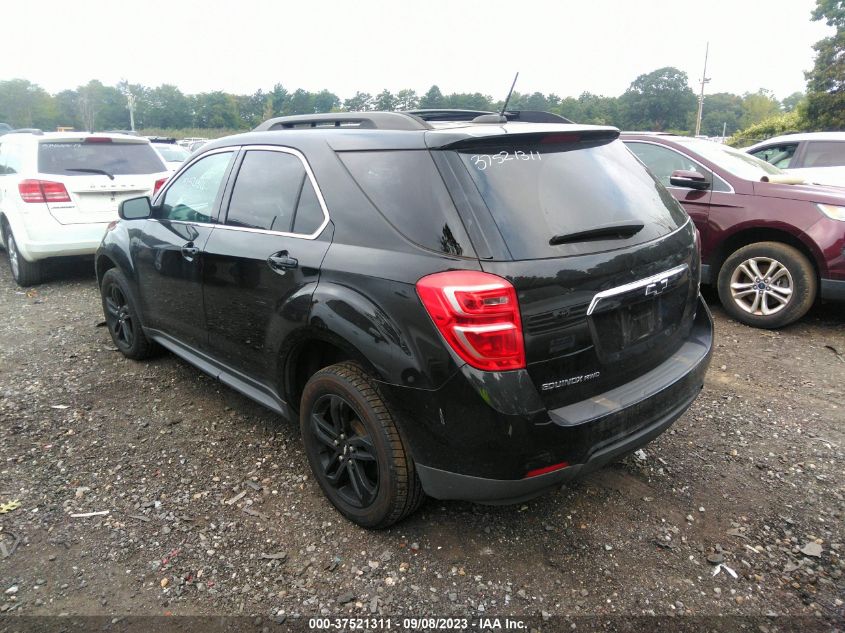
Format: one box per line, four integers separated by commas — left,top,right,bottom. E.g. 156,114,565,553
339,150,473,256
38,140,166,176
453,138,688,260
801,141,845,168
224,149,325,235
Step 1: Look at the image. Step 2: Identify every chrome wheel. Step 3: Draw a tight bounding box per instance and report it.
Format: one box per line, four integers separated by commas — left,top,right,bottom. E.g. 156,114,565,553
7,233,19,279
729,256,793,316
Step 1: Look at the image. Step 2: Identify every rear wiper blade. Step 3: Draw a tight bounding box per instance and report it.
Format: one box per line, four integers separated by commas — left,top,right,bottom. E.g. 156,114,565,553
549,222,645,246
66,167,115,180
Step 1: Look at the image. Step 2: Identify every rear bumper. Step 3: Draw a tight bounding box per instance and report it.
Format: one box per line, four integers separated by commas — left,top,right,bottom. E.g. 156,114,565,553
383,297,713,504
6,208,108,261
820,278,845,302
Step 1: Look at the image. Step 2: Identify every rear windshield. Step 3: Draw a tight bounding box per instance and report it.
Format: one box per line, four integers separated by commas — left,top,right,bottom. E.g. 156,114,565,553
38,141,166,176
454,138,688,259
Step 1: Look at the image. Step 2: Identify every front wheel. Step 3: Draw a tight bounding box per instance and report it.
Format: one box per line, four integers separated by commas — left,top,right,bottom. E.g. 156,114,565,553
300,362,424,528
717,242,816,329
100,268,158,359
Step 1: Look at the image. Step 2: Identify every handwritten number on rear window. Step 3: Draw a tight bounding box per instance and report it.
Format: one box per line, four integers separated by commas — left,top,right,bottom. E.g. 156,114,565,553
470,151,541,171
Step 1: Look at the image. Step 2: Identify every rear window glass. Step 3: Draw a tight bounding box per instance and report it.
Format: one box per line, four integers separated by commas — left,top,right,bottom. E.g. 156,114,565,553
455,138,688,260
802,141,845,168
339,150,473,257
38,141,165,176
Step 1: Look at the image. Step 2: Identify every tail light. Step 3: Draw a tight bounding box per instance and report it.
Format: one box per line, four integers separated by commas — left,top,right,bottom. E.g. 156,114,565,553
18,180,71,204
524,462,569,478
84,137,113,144
416,270,525,371
153,177,168,196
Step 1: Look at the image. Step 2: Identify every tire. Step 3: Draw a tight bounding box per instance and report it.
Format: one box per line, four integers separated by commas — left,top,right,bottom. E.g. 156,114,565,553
300,361,425,528
4,225,42,287
100,268,158,360
717,242,816,329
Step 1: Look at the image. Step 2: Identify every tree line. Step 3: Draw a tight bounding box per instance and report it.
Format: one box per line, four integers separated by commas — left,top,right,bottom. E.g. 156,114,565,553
0,68,804,138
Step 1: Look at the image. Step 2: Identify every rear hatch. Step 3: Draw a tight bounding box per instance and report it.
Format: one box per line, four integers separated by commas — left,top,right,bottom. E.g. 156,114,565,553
430,127,700,409
38,137,167,224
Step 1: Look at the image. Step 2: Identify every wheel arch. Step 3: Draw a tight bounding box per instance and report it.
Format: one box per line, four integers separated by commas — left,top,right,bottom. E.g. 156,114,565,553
710,226,824,282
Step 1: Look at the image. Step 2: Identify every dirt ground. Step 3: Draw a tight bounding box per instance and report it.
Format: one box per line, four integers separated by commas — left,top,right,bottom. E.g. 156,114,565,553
0,258,843,631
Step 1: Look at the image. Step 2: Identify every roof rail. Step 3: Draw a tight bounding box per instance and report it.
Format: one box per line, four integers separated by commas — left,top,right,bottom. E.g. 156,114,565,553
254,112,430,132
408,109,573,124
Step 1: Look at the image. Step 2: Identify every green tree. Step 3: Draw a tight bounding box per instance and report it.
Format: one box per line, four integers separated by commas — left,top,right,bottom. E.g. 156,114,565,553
781,91,805,112
343,91,374,111
237,89,268,128
445,92,493,110
394,89,419,110
699,92,744,137
0,79,57,129
419,85,446,109
286,89,315,115
739,89,781,129
575,92,619,126
313,90,340,113
269,84,289,116
373,89,397,111
618,67,696,131
556,96,583,122
193,91,240,128
144,84,192,129
805,0,845,129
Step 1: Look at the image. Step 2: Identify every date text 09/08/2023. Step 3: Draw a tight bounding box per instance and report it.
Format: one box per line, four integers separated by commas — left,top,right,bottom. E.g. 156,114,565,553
308,617,529,630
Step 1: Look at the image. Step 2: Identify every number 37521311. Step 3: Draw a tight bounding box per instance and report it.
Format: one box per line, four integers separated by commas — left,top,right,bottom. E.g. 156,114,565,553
470,150,541,170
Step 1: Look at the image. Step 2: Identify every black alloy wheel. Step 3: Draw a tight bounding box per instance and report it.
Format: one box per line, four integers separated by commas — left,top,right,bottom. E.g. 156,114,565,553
300,362,424,528
99,268,158,360
310,393,380,508
104,283,135,350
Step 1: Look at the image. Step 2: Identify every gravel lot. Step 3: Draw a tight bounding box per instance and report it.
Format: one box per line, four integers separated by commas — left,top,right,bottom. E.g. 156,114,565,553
0,258,843,630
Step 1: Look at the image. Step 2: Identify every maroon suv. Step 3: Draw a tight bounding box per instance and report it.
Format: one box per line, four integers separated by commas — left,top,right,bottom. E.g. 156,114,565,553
622,134,845,328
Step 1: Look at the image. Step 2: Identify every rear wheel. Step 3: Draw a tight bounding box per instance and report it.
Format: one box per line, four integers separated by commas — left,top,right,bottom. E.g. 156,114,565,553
100,268,158,360
4,226,42,287
717,242,816,329
300,362,424,528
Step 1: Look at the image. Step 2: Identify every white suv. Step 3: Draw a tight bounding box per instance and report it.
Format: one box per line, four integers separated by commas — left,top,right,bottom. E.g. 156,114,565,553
0,132,169,285
745,132,845,187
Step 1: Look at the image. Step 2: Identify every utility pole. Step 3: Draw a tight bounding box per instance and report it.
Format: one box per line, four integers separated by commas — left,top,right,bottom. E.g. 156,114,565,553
694,42,710,137
127,91,136,132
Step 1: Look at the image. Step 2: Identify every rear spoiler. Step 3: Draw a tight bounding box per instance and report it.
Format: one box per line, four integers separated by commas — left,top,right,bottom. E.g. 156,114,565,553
430,127,620,150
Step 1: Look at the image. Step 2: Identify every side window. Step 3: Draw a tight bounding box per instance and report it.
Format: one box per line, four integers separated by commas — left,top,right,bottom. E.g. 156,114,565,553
225,149,324,235
801,141,845,168
749,143,797,169
159,152,233,222
0,143,22,175
339,150,474,256
626,142,702,187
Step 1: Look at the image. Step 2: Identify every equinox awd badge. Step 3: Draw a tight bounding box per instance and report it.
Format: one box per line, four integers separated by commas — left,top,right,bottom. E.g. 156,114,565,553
541,371,601,391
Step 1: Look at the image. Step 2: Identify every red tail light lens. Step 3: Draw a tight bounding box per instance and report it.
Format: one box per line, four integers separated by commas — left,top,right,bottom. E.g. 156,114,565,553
416,270,525,371
18,180,71,204
524,462,570,478
84,137,113,143
153,177,168,196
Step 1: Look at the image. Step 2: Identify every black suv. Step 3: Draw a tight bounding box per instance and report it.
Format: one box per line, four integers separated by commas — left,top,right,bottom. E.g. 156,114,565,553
96,111,713,528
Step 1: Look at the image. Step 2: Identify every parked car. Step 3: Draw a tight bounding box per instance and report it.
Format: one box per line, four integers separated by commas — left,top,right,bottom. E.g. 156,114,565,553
96,112,713,528
623,133,845,328
744,132,845,187
0,131,169,286
151,142,190,172
0,123,12,136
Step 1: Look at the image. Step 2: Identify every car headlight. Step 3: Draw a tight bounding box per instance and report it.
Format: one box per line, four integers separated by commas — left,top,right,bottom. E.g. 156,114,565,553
817,203,845,221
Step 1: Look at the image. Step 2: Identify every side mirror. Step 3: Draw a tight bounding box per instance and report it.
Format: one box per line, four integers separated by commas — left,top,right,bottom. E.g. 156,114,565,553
119,196,152,220
669,169,710,190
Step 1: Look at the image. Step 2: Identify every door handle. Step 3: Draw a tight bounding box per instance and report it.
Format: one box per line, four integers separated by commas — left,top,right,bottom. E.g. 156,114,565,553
181,243,199,260
268,251,298,271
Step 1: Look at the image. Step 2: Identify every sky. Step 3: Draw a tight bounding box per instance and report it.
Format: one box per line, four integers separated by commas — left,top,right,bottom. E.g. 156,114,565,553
5,0,832,100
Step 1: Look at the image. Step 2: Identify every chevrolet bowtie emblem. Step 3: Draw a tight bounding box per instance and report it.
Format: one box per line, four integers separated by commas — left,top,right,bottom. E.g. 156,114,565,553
645,278,669,296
